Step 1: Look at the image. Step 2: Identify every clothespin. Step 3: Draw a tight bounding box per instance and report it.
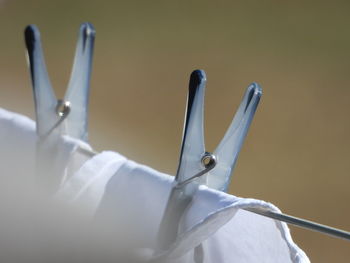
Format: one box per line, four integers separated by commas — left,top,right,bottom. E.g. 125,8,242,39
24,23,96,190
157,69,261,250
157,70,350,248
25,23,95,141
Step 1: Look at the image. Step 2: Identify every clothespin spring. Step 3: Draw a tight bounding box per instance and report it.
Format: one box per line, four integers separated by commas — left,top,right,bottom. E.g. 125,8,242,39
175,153,216,189
41,100,71,138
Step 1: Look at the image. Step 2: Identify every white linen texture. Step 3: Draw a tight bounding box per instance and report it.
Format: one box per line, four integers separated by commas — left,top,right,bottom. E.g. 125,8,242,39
0,108,310,263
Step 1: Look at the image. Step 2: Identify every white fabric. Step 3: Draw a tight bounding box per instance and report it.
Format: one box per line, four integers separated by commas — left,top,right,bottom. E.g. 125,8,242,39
0,108,92,190
0,108,37,181
0,108,310,262
59,152,310,262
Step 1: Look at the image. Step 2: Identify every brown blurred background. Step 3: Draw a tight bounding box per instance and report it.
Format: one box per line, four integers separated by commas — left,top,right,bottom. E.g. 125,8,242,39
1,0,350,261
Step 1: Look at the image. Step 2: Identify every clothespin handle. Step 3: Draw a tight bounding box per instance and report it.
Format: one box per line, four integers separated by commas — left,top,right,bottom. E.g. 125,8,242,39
209,83,262,192
64,23,95,141
157,70,208,251
25,23,95,141
25,25,58,137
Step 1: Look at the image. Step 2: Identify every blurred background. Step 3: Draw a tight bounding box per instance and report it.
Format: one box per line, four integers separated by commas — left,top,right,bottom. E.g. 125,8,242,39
1,0,350,261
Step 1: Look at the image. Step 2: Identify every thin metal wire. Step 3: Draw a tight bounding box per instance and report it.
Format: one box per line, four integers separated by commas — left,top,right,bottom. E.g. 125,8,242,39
174,149,350,242
46,100,98,157
175,153,217,188
171,151,350,242
243,207,350,241
41,100,71,138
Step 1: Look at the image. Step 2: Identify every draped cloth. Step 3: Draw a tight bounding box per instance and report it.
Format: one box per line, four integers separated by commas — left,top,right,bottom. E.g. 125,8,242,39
0,108,310,263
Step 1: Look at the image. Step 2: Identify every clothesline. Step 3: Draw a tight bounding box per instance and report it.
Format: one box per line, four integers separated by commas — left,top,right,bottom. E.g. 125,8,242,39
244,207,350,241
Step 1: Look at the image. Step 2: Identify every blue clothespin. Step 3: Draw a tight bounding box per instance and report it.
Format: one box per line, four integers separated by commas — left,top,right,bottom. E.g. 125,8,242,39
24,23,96,190
24,22,95,141
157,69,262,250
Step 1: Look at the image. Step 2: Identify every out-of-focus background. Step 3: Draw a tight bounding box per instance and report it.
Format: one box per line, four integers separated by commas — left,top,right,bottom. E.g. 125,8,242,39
0,0,350,261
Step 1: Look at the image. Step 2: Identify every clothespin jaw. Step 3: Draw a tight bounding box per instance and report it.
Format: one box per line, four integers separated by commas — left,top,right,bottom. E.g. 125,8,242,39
157,70,261,251
175,69,206,187
175,70,262,193
157,70,211,251
64,23,95,141
208,83,262,192
25,25,58,138
24,23,95,141
24,23,96,192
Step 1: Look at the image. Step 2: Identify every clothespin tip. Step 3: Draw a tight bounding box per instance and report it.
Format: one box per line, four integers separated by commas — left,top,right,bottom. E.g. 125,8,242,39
24,25,41,77
189,70,206,98
81,22,95,35
190,69,206,86
79,22,96,51
24,24,40,44
244,82,262,112
250,82,262,97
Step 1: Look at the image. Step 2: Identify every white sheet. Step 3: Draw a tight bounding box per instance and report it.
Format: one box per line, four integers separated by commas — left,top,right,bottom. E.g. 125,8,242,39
0,108,310,262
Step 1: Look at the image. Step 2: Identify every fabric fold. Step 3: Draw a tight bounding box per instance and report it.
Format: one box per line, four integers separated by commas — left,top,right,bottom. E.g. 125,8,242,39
0,108,93,189
60,150,310,262
0,108,310,262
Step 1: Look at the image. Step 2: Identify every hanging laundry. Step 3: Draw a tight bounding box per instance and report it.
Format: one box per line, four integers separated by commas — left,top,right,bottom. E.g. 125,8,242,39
59,145,310,262
0,22,312,262
0,107,309,262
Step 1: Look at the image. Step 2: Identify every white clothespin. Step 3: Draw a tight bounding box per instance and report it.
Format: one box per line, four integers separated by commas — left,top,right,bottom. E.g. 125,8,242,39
158,70,350,249
24,23,96,190
24,23,95,141
157,69,261,250
175,69,262,192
